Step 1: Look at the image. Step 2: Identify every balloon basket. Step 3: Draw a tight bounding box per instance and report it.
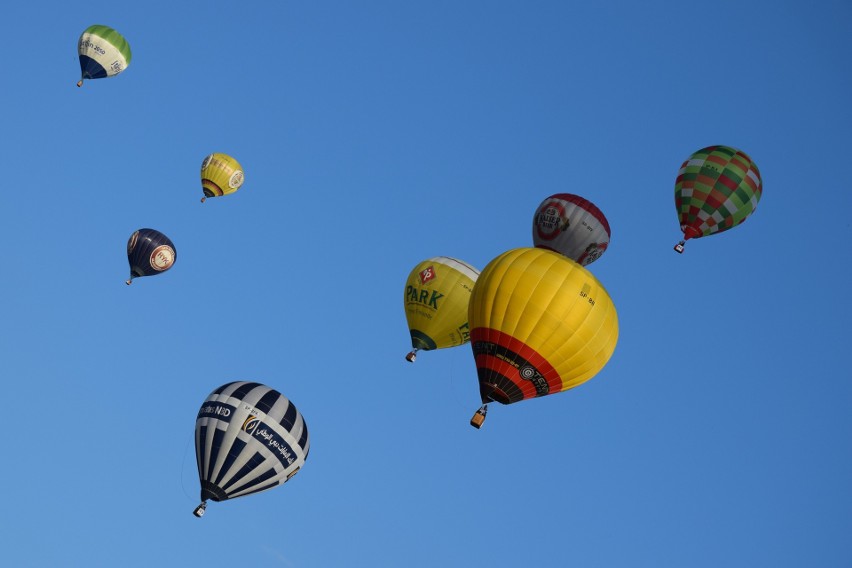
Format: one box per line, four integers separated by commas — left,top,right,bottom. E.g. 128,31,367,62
193,503,207,518
405,351,417,363
674,241,685,254
470,405,487,429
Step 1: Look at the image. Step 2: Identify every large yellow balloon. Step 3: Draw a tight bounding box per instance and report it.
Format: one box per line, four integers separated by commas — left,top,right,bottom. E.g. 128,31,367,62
403,257,479,362
200,153,245,202
469,247,618,410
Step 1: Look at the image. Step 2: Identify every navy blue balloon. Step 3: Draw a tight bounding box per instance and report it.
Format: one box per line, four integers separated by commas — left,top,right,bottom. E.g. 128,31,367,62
126,228,177,284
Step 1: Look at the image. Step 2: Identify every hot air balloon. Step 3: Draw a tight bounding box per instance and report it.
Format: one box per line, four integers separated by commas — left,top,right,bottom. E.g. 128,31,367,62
404,257,479,362
200,153,245,202
532,193,610,266
468,247,618,428
76,25,131,87
125,228,176,285
673,145,762,253
193,381,310,518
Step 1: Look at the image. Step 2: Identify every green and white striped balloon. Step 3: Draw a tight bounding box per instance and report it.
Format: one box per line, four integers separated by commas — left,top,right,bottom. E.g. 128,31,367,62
77,25,132,87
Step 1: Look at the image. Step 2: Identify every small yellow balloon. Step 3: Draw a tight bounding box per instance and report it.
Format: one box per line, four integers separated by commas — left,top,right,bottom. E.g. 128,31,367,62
403,257,479,362
469,247,618,406
200,153,245,202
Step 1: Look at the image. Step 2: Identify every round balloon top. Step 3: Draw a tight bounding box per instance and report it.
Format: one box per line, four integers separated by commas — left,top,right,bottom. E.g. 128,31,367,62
673,145,761,252
532,193,611,266
77,25,131,87
193,381,310,518
200,153,245,202
126,228,176,284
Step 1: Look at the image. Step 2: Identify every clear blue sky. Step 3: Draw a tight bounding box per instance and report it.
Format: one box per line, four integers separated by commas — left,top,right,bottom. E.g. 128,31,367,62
2,1,851,566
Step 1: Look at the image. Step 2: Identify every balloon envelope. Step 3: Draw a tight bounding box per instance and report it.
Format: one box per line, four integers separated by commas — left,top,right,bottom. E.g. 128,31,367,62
674,145,762,248
469,247,618,406
194,381,309,516
532,193,610,266
77,25,131,86
200,153,245,202
404,257,479,360
126,228,176,284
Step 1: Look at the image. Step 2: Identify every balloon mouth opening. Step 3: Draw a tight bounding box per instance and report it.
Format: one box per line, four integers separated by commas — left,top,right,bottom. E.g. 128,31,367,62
201,182,223,198
480,383,510,405
681,226,701,240
200,481,228,502
408,330,437,351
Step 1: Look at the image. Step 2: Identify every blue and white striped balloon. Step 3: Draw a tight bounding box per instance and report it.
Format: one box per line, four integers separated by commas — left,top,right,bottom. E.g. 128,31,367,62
194,381,310,517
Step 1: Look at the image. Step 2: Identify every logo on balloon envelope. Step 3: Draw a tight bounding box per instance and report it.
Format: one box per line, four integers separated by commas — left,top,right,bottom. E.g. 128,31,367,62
576,242,608,266
535,200,570,241
149,245,175,271
197,402,236,421
419,266,436,284
229,170,244,189
127,230,139,255
242,415,260,433
518,364,549,395
251,422,298,468
79,38,106,56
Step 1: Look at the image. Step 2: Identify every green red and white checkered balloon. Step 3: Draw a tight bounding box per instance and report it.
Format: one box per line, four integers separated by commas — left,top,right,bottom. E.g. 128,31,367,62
674,145,762,251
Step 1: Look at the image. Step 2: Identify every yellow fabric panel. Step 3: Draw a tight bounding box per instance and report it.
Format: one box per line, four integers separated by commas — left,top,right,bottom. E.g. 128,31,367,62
470,247,618,392
404,257,479,350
